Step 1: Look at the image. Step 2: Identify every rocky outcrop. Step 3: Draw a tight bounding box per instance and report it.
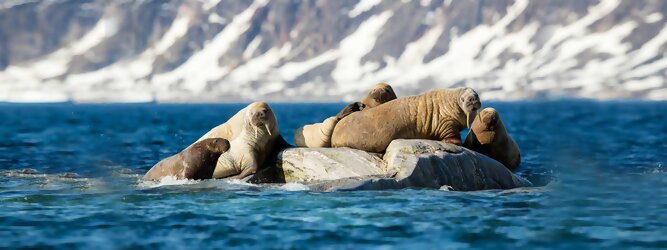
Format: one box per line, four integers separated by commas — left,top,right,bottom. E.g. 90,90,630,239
251,139,531,191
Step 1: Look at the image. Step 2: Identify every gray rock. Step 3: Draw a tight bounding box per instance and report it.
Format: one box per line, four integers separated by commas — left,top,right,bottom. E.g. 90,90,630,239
252,139,531,191
264,147,386,183
330,140,531,191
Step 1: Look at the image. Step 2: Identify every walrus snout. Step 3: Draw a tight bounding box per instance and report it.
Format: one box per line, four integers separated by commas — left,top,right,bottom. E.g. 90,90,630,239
250,108,268,126
479,108,499,129
209,138,230,153
472,108,499,145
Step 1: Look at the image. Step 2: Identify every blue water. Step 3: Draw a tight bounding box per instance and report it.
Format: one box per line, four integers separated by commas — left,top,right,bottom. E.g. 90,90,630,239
0,101,666,249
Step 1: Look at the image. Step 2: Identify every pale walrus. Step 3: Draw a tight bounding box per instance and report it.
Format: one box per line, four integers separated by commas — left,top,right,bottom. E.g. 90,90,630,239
331,87,481,153
211,102,281,179
143,138,230,181
464,107,521,171
294,83,397,148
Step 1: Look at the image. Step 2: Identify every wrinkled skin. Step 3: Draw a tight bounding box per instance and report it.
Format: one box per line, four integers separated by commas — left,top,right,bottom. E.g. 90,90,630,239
143,138,230,181
213,102,280,179
464,107,521,171
331,87,481,153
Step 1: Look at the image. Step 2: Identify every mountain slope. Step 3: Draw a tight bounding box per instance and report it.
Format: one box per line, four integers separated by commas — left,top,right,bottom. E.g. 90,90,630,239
1,0,666,102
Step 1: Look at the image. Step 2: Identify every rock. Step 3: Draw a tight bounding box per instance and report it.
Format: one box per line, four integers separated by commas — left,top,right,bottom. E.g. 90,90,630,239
251,147,386,183
331,140,531,191
251,139,531,191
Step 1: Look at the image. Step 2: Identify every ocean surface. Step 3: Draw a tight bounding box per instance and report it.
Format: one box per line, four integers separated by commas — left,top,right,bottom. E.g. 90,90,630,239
0,101,665,249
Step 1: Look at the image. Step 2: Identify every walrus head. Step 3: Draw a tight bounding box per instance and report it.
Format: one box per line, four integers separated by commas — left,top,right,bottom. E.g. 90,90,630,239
458,88,481,129
245,102,276,137
362,82,398,108
202,138,231,153
472,108,499,145
336,102,366,120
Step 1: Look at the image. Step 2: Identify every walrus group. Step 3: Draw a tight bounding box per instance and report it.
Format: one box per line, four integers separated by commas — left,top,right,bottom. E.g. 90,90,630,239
143,83,521,182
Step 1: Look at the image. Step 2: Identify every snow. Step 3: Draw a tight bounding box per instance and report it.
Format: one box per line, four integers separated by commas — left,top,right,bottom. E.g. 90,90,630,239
623,76,663,92
645,13,663,23
154,14,191,54
279,50,340,81
0,90,69,103
392,0,529,86
1,0,666,102
153,0,269,93
0,0,39,10
348,0,382,18
201,0,221,11
332,10,393,91
208,13,226,24
242,36,263,60
624,26,667,71
227,43,292,84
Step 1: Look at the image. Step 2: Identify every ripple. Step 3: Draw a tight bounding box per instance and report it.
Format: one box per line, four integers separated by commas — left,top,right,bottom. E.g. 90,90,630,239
0,102,666,248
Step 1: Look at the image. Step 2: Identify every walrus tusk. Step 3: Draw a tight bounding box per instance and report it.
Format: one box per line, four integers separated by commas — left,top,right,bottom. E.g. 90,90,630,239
264,124,271,136
254,125,259,138
466,109,477,136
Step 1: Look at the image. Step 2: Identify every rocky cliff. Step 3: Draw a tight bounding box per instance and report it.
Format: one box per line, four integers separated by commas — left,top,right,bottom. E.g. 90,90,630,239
1,0,666,102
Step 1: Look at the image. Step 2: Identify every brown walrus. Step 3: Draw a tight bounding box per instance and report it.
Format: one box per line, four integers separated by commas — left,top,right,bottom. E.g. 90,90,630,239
143,138,230,181
294,83,397,148
331,87,481,153
361,82,398,108
212,102,280,179
464,107,521,171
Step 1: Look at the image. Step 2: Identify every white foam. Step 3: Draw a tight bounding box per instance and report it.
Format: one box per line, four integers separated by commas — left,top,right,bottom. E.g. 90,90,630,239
140,176,200,188
279,182,310,191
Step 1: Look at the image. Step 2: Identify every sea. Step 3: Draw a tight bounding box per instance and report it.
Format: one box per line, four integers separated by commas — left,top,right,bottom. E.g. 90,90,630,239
0,101,665,249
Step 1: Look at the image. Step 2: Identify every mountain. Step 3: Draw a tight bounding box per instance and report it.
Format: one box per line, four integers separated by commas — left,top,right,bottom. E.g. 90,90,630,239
0,0,666,103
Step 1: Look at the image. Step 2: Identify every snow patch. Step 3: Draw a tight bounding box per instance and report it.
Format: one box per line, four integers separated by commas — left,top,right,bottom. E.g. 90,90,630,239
332,10,393,91
645,13,663,23
153,0,269,93
279,50,340,81
348,0,382,18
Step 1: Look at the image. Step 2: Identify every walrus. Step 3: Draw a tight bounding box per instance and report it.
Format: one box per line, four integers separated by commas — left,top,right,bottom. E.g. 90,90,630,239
294,83,397,148
361,82,398,108
143,138,230,181
211,102,280,179
331,87,481,153
464,107,521,171
193,102,291,179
